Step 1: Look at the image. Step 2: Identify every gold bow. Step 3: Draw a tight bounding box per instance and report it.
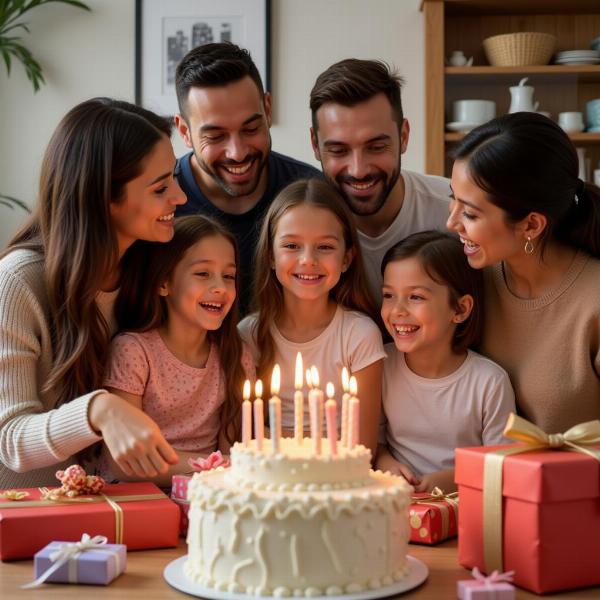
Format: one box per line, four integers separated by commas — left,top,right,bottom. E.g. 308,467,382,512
411,487,459,539
483,413,600,574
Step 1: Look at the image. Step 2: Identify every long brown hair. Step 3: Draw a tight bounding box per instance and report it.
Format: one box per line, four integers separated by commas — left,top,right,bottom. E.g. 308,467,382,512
252,178,377,380
4,98,172,406
115,215,245,444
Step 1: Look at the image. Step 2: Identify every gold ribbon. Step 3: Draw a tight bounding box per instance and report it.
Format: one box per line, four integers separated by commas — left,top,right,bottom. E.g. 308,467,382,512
483,413,600,574
0,489,168,545
411,487,459,539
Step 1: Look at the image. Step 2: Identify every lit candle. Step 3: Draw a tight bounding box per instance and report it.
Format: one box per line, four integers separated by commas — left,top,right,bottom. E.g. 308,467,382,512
242,379,252,447
269,364,282,454
294,353,304,444
340,367,350,447
309,366,324,455
254,379,264,451
325,382,337,457
348,375,360,449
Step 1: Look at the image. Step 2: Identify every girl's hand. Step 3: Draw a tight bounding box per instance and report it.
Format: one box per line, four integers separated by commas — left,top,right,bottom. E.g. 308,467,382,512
88,392,178,478
375,446,420,486
413,469,456,494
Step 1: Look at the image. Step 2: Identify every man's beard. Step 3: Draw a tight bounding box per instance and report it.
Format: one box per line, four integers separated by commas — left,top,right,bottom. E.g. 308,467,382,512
324,156,401,217
193,136,271,198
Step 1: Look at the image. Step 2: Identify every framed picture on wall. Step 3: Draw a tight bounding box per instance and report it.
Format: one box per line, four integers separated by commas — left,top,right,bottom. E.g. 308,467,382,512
135,0,270,116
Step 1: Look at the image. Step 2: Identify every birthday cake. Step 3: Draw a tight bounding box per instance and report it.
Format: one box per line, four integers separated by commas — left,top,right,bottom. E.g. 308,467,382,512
184,437,412,596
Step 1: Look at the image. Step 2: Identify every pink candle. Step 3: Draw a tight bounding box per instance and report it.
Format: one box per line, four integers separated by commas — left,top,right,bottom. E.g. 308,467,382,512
269,364,282,454
340,367,350,447
309,366,324,456
294,353,304,444
325,382,338,456
348,375,360,449
254,379,264,451
242,379,252,447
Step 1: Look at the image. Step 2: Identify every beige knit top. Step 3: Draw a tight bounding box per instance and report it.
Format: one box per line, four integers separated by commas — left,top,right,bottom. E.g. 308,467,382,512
480,251,600,434
0,249,104,489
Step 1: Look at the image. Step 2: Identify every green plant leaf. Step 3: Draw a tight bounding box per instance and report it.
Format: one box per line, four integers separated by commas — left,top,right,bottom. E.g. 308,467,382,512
0,0,90,92
0,193,31,212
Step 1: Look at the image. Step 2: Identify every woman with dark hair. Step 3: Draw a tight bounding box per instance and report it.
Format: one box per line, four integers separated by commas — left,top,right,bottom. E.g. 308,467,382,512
447,112,600,433
0,98,186,488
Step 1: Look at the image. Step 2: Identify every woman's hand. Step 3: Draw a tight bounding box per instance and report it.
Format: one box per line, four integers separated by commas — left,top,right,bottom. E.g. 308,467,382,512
88,392,178,478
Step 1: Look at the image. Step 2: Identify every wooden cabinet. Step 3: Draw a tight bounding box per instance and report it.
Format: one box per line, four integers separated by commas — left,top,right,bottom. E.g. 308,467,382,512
421,0,600,177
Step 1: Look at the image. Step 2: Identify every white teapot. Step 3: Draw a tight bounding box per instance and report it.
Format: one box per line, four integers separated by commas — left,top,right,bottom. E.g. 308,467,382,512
509,78,539,113
448,50,473,67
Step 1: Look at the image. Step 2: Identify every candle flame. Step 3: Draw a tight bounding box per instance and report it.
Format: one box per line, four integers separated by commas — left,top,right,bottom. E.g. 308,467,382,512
295,353,303,390
326,382,335,398
243,379,251,401
310,366,320,388
306,368,313,388
341,367,349,392
271,364,281,395
349,375,358,396
255,379,263,399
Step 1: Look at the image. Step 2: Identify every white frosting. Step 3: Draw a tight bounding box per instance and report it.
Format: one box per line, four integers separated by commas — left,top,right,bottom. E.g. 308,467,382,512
227,439,373,491
185,441,412,597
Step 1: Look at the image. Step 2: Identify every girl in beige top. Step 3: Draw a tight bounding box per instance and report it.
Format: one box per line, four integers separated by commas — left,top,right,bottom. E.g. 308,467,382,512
447,112,600,434
0,98,186,488
240,179,384,457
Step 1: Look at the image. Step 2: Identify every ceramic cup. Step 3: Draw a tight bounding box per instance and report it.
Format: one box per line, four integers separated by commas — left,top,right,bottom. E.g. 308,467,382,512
594,169,600,188
586,99,600,128
452,100,496,124
558,111,584,133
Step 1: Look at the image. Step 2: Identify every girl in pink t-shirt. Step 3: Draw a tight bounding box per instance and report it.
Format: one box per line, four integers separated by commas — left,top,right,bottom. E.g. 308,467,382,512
103,215,254,483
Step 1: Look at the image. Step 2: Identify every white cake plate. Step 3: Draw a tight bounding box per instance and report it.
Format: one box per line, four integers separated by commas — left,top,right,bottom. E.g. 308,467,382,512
164,555,428,600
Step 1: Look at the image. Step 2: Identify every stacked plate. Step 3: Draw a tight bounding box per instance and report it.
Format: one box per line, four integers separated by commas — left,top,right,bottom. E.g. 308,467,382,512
555,50,600,65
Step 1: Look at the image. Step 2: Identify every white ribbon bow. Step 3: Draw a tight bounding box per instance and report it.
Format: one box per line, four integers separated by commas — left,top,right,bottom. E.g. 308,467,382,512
472,567,515,586
22,533,111,589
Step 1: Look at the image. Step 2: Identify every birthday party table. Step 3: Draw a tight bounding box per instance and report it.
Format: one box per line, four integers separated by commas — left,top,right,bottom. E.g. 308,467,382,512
1,539,598,599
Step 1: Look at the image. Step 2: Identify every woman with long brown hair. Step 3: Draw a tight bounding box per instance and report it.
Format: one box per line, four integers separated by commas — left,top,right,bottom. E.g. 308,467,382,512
0,98,186,488
238,178,385,457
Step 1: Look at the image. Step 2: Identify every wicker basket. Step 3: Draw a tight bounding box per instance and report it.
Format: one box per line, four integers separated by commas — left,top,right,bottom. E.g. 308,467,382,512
483,32,557,67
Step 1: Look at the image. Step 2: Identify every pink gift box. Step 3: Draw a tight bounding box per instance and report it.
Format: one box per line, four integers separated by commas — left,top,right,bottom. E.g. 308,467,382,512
171,475,191,536
457,579,515,599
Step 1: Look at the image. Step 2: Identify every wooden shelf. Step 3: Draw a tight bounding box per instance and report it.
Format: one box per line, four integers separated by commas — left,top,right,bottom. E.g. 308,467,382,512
422,0,600,176
445,132,600,144
446,65,600,78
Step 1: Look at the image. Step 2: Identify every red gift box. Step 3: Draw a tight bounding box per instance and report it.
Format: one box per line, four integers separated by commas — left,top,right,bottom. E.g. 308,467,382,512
456,439,600,594
409,489,458,544
171,475,191,537
0,482,179,560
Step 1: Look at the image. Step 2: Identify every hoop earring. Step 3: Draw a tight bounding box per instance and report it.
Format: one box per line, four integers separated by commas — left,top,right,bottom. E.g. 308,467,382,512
524,236,535,255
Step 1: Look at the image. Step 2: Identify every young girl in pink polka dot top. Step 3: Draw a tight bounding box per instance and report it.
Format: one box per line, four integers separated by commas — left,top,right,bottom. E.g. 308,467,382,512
102,215,254,483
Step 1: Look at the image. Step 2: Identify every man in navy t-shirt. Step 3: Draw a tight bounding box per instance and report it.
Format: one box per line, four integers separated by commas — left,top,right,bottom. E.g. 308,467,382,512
174,43,319,314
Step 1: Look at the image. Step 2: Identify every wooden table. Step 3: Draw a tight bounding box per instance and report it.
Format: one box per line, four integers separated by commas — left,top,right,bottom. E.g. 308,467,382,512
1,539,598,599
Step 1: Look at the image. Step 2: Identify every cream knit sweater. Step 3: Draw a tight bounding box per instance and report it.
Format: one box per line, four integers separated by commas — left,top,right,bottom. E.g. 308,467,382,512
481,252,600,434
0,249,103,489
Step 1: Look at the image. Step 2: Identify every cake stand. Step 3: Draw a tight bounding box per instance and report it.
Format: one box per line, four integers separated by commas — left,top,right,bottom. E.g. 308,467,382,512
164,555,429,599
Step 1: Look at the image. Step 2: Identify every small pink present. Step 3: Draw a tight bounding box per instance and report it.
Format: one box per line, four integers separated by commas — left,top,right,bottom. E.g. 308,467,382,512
457,568,515,599
171,452,230,536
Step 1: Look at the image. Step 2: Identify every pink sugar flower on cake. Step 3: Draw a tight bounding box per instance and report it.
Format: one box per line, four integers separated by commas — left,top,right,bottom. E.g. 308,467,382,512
188,450,229,472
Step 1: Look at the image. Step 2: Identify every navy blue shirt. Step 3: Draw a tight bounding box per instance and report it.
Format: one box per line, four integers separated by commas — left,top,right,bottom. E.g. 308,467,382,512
175,151,321,314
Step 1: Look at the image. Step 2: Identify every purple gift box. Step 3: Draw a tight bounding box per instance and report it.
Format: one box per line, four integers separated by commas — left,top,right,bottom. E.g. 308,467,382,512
457,569,515,599
33,539,126,585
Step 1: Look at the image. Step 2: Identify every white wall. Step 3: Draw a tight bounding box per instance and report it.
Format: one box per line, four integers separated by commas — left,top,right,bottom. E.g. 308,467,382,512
0,0,425,245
